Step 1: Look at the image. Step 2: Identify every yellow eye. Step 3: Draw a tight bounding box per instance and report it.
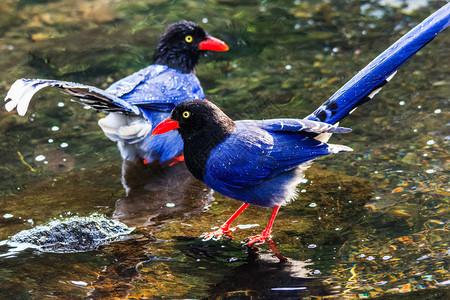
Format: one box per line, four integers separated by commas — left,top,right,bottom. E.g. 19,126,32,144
182,111,190,118
185,35,193,43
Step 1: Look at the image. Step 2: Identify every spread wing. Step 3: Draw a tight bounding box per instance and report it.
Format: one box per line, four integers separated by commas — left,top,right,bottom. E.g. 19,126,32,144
4,79,141,116
4,65,205,117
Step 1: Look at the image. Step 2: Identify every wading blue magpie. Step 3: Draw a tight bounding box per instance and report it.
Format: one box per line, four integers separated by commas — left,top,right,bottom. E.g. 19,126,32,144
152,5,449,246
4,20,229,165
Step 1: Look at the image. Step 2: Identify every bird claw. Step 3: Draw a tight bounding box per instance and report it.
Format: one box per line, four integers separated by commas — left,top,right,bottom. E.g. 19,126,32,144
244,233,271,247
201,226,237,241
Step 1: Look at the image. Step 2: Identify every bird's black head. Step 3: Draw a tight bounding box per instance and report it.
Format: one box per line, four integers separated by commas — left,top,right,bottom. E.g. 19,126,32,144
171,99,235,139
152,100,235,180
153,21,228,73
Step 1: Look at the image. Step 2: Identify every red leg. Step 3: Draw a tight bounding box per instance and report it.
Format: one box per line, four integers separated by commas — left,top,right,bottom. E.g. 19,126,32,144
201,203,250,241
245,206,280,247
169,154,185,166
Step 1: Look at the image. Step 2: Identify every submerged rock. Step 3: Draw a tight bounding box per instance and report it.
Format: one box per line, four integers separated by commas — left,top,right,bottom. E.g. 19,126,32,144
6,214,134,253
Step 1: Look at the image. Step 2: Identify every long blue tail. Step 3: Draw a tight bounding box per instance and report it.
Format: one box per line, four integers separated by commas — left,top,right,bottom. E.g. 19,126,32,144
306,3,450,125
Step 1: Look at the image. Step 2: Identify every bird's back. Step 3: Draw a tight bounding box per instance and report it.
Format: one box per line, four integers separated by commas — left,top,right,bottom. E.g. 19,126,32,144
203,120,350,206
107,64,204,117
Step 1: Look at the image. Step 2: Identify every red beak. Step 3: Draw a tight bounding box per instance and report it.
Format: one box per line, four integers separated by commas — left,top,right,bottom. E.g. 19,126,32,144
152,119,180,135
199,36,229,51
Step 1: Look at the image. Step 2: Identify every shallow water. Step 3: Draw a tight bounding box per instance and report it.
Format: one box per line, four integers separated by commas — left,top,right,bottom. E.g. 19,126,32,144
0,0,449,298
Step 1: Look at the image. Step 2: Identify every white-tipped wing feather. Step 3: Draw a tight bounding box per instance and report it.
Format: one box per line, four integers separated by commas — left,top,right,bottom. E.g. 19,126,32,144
4,78,141,116
5,79,52,116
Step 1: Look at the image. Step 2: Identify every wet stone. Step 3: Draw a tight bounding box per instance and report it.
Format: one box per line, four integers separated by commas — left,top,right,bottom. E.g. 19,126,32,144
7,215,134,253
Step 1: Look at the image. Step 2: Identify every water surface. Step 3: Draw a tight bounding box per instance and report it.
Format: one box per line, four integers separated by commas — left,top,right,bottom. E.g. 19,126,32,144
0,0,448,298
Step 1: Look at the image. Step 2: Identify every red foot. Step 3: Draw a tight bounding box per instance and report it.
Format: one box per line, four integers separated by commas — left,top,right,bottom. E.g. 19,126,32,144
201,226,238,241
169,154,185,166
142,158,149,164
244,230,272,247
201,203,250,242
244,206,280,247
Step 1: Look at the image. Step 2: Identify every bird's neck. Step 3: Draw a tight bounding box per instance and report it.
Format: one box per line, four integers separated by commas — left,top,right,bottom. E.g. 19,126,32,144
153,48,198,74
183,118,235,181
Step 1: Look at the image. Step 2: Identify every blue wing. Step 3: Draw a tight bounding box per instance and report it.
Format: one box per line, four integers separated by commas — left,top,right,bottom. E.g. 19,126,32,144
204,120,351,189
307,3,450,125
107,64,205,116
5,65,204,119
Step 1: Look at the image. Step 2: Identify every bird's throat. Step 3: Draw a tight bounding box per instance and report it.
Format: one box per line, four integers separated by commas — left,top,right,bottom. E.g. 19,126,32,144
154,49,198,74
183,121,234,181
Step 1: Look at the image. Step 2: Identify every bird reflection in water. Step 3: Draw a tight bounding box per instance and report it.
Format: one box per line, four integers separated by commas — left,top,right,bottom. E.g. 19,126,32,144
176,239,335,298
113,159,212,228
208,252,336,299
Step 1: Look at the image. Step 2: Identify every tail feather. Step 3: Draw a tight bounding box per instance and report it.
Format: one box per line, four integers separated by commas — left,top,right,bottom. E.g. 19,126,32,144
307,3,450,125
4,78,141,116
